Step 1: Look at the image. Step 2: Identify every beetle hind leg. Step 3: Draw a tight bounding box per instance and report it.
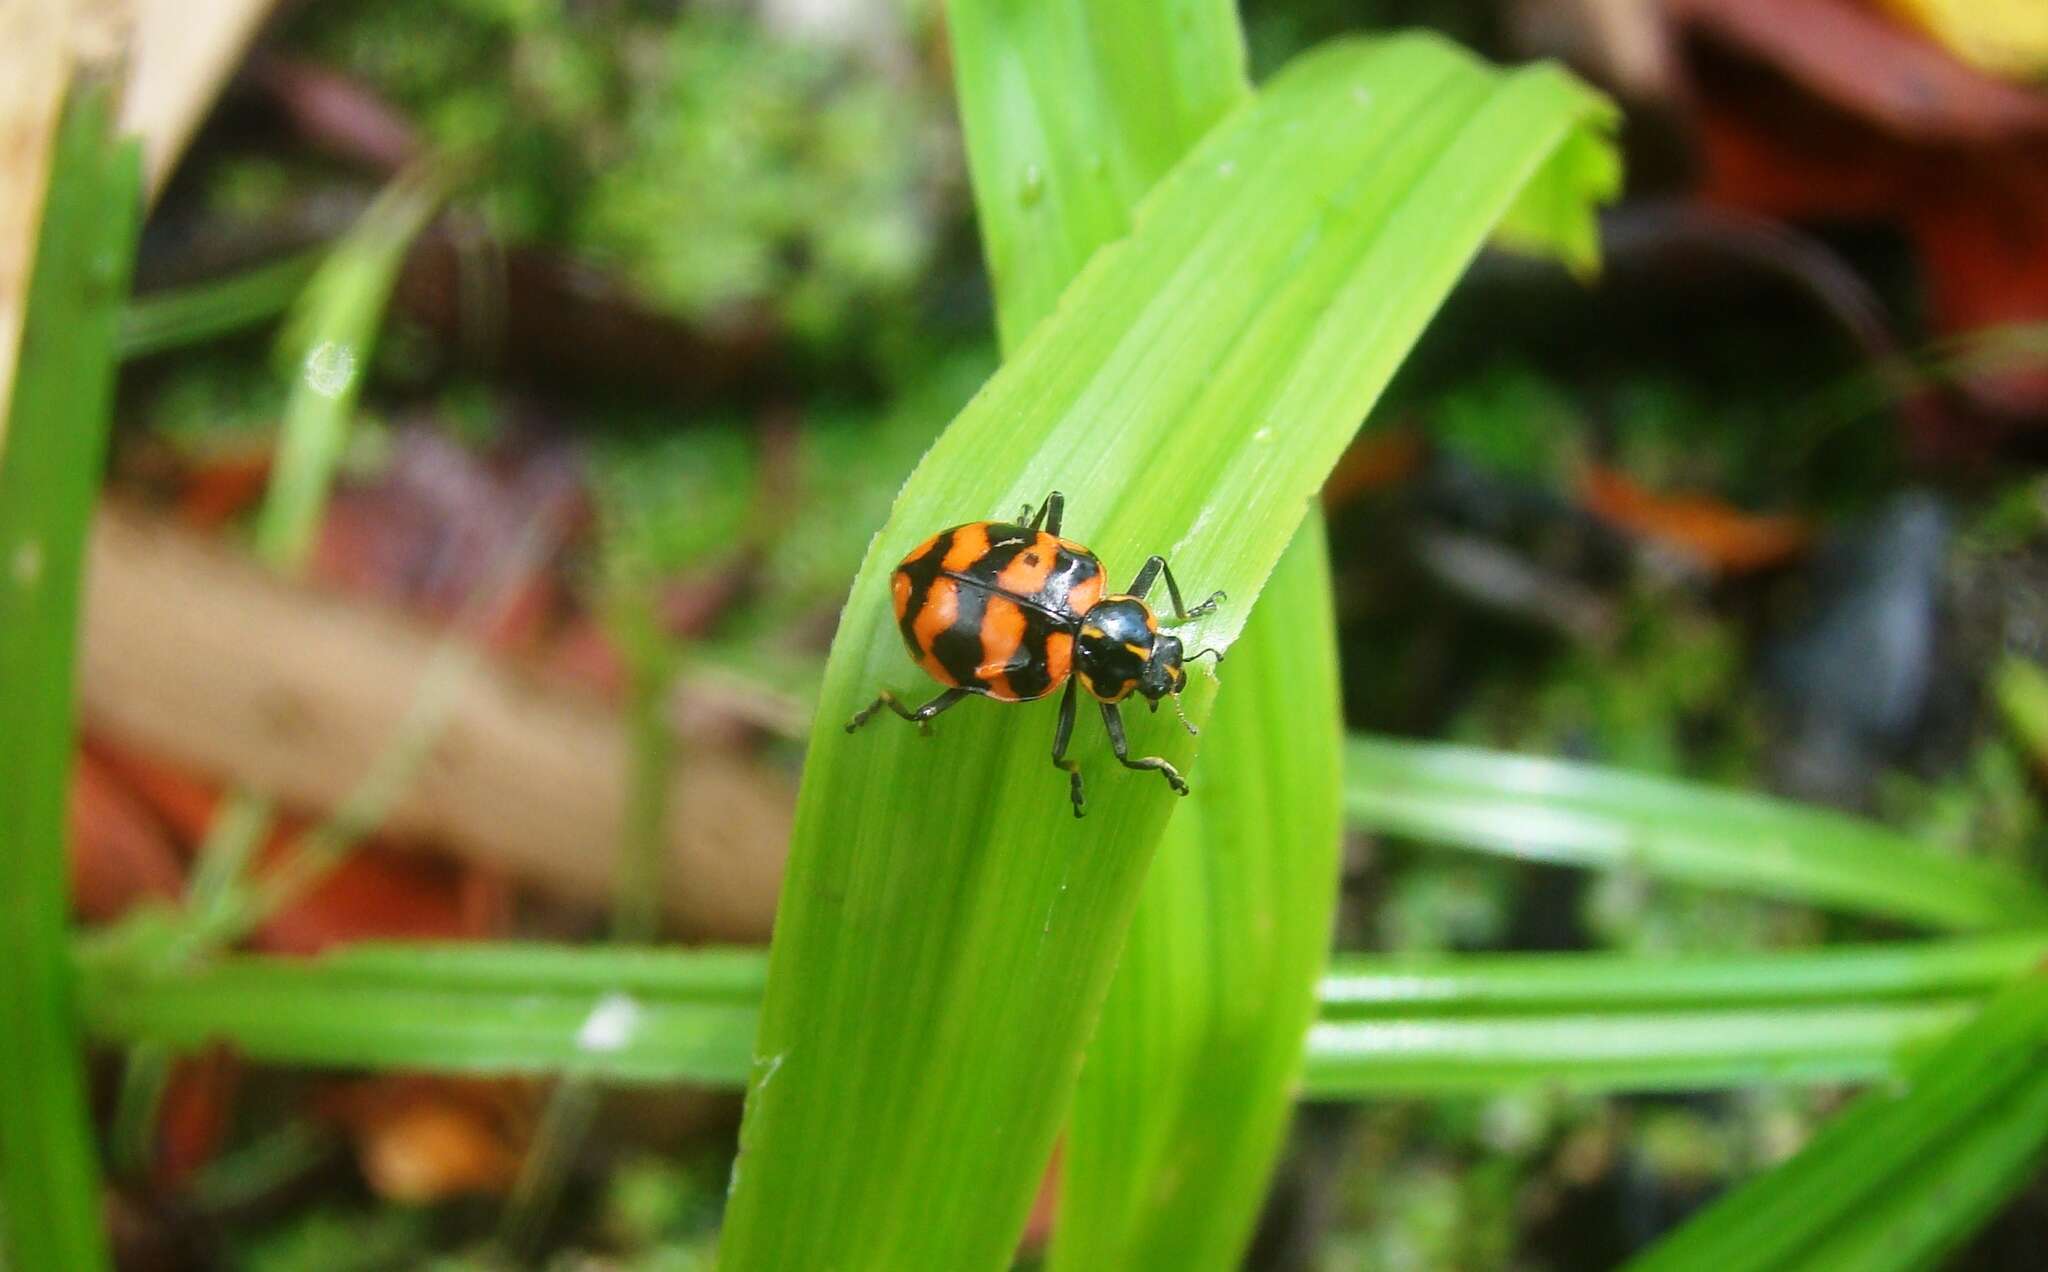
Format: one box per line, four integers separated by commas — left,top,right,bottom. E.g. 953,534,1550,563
846,687,969,737
1022,490,1064,536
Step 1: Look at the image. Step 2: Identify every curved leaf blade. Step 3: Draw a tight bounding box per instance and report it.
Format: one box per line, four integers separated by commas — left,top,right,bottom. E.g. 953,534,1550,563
1346,736,2048,929
947,4,1347,1267
1628,974,2048,1271
948,0,1249,349
722,36,1617,1271
80,937,2043,1099
1057,526,1343,1269
0,74,139,1272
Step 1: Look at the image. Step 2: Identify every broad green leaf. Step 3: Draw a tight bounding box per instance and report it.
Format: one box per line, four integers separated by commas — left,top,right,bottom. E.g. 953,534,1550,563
78,937,2045,1097
1056,528,1342,1270
0,74,139,1272
722,34,1617,1271
948,4,1343,1267
1347,735,2048,929
1629,973,2048,1271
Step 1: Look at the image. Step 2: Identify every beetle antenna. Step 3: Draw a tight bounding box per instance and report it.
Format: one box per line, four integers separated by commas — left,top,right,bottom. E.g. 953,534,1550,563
1189,646,1225,665
1170,692,1198,735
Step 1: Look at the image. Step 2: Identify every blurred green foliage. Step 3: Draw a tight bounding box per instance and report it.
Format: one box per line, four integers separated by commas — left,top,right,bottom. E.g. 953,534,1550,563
288,0,948,347
99,0,2048,1265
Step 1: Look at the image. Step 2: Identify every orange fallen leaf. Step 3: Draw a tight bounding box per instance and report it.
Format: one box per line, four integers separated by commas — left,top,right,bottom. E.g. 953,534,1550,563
319,1077,533,1203
1578,463,1812,573
1321,426,1426,510
252,843,485,956
153,1049,243,1188
70,750,185,922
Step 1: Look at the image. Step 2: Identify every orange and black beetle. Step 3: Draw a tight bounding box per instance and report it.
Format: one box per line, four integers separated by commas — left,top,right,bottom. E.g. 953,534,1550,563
847,491,1222,817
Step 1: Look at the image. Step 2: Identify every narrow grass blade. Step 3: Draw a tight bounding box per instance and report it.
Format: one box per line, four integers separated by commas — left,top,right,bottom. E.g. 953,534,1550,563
946,0,1250,351
1319,934,2048,1016
1994,654,2048,765
75,944,759,1085
1346,736,2048,929
0,75,141,1272
1627,973,2048,1271
1306,1003,1969,1095
1788,1062,2048,1270
258,167,443,572
80,938,2040,1100
723,36,1616,1271
117,249,322,359
1310,936,2048,1095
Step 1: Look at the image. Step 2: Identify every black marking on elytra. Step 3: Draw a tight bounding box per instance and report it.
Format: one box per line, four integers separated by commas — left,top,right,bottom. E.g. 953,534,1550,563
895,527,953,654
940,571,1073,625
931,579,990,689
1004,605,1061,700
1045,548,1101,614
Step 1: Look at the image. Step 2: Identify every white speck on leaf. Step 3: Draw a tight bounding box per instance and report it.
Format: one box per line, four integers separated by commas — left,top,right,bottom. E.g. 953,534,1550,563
11,540,42,588
575,991,642,1053
302,340,358,399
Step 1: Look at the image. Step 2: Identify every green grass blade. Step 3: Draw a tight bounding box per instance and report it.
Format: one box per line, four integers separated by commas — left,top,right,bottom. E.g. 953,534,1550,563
1310,937,2048,1095
1346,736,2048,930
1305,1002,1969,1095
1320,934,2048,1016
0,75,141,1272
946,0,1249,350
79,938,2039,1099
1627,973,2048,1271
117,249,322,360
257,167,443,571
1789,1063,2048,1271
75,944,758,1085
722,36,1616,1271
1994,654,2048,763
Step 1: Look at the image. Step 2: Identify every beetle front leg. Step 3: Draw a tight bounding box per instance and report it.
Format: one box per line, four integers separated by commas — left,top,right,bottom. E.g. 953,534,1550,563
1099,701,1188,796
1125,554,1223,625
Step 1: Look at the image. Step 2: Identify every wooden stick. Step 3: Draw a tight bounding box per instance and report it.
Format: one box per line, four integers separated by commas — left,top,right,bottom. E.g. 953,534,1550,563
80,505,793,940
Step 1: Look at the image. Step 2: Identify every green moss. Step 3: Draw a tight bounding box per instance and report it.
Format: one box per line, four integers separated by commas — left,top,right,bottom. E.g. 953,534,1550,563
287,3,947,346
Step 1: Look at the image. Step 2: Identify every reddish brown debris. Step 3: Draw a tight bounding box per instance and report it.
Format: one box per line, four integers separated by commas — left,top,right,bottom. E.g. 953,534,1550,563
1579,462,1813,574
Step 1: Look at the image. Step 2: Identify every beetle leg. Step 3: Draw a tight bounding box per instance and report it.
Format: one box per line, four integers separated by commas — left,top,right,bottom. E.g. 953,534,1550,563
1024,490,1064,536
1126,554,1224,625
1050,678,1085,818
846,686,969,737
1099,702,1188,796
